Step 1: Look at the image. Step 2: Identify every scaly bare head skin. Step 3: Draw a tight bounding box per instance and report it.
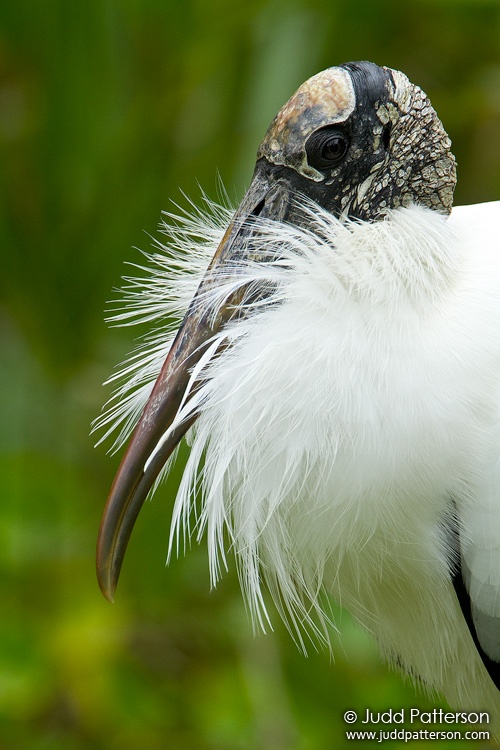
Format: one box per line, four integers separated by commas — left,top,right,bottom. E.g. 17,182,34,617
257,68,356,180
96,61,457,601
258,62,456,216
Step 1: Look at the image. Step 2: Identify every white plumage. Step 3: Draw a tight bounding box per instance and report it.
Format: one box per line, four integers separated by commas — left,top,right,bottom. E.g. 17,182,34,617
96,62,500,729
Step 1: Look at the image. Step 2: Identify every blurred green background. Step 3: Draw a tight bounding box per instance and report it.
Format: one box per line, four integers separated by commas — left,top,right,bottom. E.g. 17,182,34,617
1,1,500,748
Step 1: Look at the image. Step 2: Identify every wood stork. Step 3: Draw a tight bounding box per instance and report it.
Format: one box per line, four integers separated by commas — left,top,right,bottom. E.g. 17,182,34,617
96,61,500,725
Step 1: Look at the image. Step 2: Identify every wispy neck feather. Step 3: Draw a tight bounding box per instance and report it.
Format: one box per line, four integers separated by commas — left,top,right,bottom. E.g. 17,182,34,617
94,193,462,647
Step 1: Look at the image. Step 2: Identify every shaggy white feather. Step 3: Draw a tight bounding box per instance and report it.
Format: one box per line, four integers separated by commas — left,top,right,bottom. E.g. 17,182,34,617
94,195,232,451
97,196,500,720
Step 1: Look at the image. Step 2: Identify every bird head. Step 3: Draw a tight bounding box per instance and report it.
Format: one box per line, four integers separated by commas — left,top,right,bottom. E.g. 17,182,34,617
256,62,455,221
96,61,457,601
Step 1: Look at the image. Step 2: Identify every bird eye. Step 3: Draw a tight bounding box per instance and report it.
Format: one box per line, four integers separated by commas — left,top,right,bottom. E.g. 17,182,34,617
305,127,350,171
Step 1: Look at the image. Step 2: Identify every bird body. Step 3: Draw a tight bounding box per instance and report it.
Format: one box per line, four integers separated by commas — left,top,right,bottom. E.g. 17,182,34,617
96,62,500,727
170,200,500,718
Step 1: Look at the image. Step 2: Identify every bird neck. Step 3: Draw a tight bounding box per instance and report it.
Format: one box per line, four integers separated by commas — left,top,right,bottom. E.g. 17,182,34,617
324,204,460,311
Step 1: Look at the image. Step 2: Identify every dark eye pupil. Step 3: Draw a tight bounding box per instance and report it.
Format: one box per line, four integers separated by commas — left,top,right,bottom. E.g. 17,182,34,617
322,137,344,160
305,128,350,172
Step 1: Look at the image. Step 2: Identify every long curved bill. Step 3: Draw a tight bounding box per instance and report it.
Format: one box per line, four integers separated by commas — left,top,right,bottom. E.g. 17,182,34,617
96,168,292,601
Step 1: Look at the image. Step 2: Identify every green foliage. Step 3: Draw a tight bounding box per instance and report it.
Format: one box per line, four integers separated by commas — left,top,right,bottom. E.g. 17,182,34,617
1,1,499,747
